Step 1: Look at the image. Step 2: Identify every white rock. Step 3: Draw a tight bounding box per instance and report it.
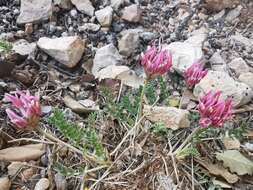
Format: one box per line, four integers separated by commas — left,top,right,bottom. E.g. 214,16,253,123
228,57,249,77
118,29,140,56
0,177,11,190
95,6,113,27
143,105,190,130
185,27,208,48
121,4,142,23
92,44,123,78
194,71,253,107
71,0,95,16
163,42,203,74
17,0,52,24
110,0,124,10
54,0,72,9
78,23,100,32
239,72,253,90
225,5,242,23
230,34,253,47
37,36,85,68
209,51,227,72
12,39,36,56
34,178,50,190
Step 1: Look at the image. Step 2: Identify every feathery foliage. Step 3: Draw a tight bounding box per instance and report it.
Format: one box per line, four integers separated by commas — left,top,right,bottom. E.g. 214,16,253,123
0,40,12,53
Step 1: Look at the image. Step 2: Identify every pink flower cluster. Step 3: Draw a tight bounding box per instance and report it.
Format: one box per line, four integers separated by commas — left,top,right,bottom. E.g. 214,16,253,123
140,46,172,78
4,90,41,129
184,62,208,88
198,91,233,128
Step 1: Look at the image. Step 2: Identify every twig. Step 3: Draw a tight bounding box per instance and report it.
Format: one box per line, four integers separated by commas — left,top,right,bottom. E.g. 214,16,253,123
8,138,54,145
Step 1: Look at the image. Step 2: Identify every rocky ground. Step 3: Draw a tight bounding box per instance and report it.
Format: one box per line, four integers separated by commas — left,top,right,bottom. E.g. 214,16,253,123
0,0,253,189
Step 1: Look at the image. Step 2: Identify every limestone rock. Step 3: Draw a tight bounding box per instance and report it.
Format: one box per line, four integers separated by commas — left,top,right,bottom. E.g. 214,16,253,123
194,71,253,107
209,51,227,72
163,42,203,74
95,6,113,27
17,0,52,24
225,5,242,23
34,178,50,190
118,29,140,56
71,0,95,16
92,43,123,78
121,4,142,23
143,105,190,130
12,39,36,56
230,34,253,47
78,23,100,32
37,36,85,68
228,58,249,77
239,72,253,90
54,0,72,9
110,0,124,10
0,177,11,190
63,96,99,113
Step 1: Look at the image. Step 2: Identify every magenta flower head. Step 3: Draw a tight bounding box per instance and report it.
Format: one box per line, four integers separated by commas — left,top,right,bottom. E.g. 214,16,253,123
140,46,172,79
184,62,208,88
197,91,233,128
4,90,41,130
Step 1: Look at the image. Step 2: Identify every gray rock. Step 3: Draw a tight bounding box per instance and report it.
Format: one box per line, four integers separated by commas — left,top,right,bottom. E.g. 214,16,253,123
37,36,85,68
225,5,242,23
194,71,253,107
95,6,113,27
228,57,249,77
121,4,142,23
231,34,253,47
12,39,36,56
71,0,94,17
54,0,72,9
213,10,225,21
239,72,253,90
118,29,140,56
139,32,157,42
163,42,203,74
78,23,100,32
70,9,78,18
17,0,52,24
185,27,208,48
92,43,123,78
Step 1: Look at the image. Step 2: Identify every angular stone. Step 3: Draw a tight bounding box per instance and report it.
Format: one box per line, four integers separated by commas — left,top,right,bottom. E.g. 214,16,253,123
12,39,36,56
225,5,242,22
95,6,113,27
78,23,100,32
110,0,124,10
0,177,11,190
121,4,142,23
92,44,123,78
230,34,253,47
118,29,140,56
163,42,203,74
194,71,253,107
37,36,85,68
228,57,249,77
17,0,52,24
143,105,190,130
239,72,253,90
209,51,227,72
71,0,95,16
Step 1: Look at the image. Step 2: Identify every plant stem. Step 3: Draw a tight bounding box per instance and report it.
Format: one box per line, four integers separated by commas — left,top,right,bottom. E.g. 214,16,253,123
136,79,148,121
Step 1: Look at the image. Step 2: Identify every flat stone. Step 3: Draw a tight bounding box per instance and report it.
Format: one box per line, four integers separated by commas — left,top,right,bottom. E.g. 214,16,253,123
239,72,253,90
63,96,98,113
228,57,249,77
78,23,100,32
194,71,253,107
34,178,50,190
12,39,36,56
110,0,124,10
92,43,123,78
71,0,94,16
0,177,11,190
118,29,140,56
143,105,190,130
230,34,253,47
163,42,203,74
121,4,142,23
17,0,52,24
209,51,227,72
225,5,242,22
95,6,113,27
37,36,85,68
8,162,27,176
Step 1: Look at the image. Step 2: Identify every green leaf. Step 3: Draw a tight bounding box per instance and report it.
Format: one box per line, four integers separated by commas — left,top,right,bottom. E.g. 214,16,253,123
216,150,253,175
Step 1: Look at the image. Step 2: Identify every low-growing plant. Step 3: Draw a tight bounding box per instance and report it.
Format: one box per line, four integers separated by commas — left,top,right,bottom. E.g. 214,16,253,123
48,109,107,161
0,40,12,53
